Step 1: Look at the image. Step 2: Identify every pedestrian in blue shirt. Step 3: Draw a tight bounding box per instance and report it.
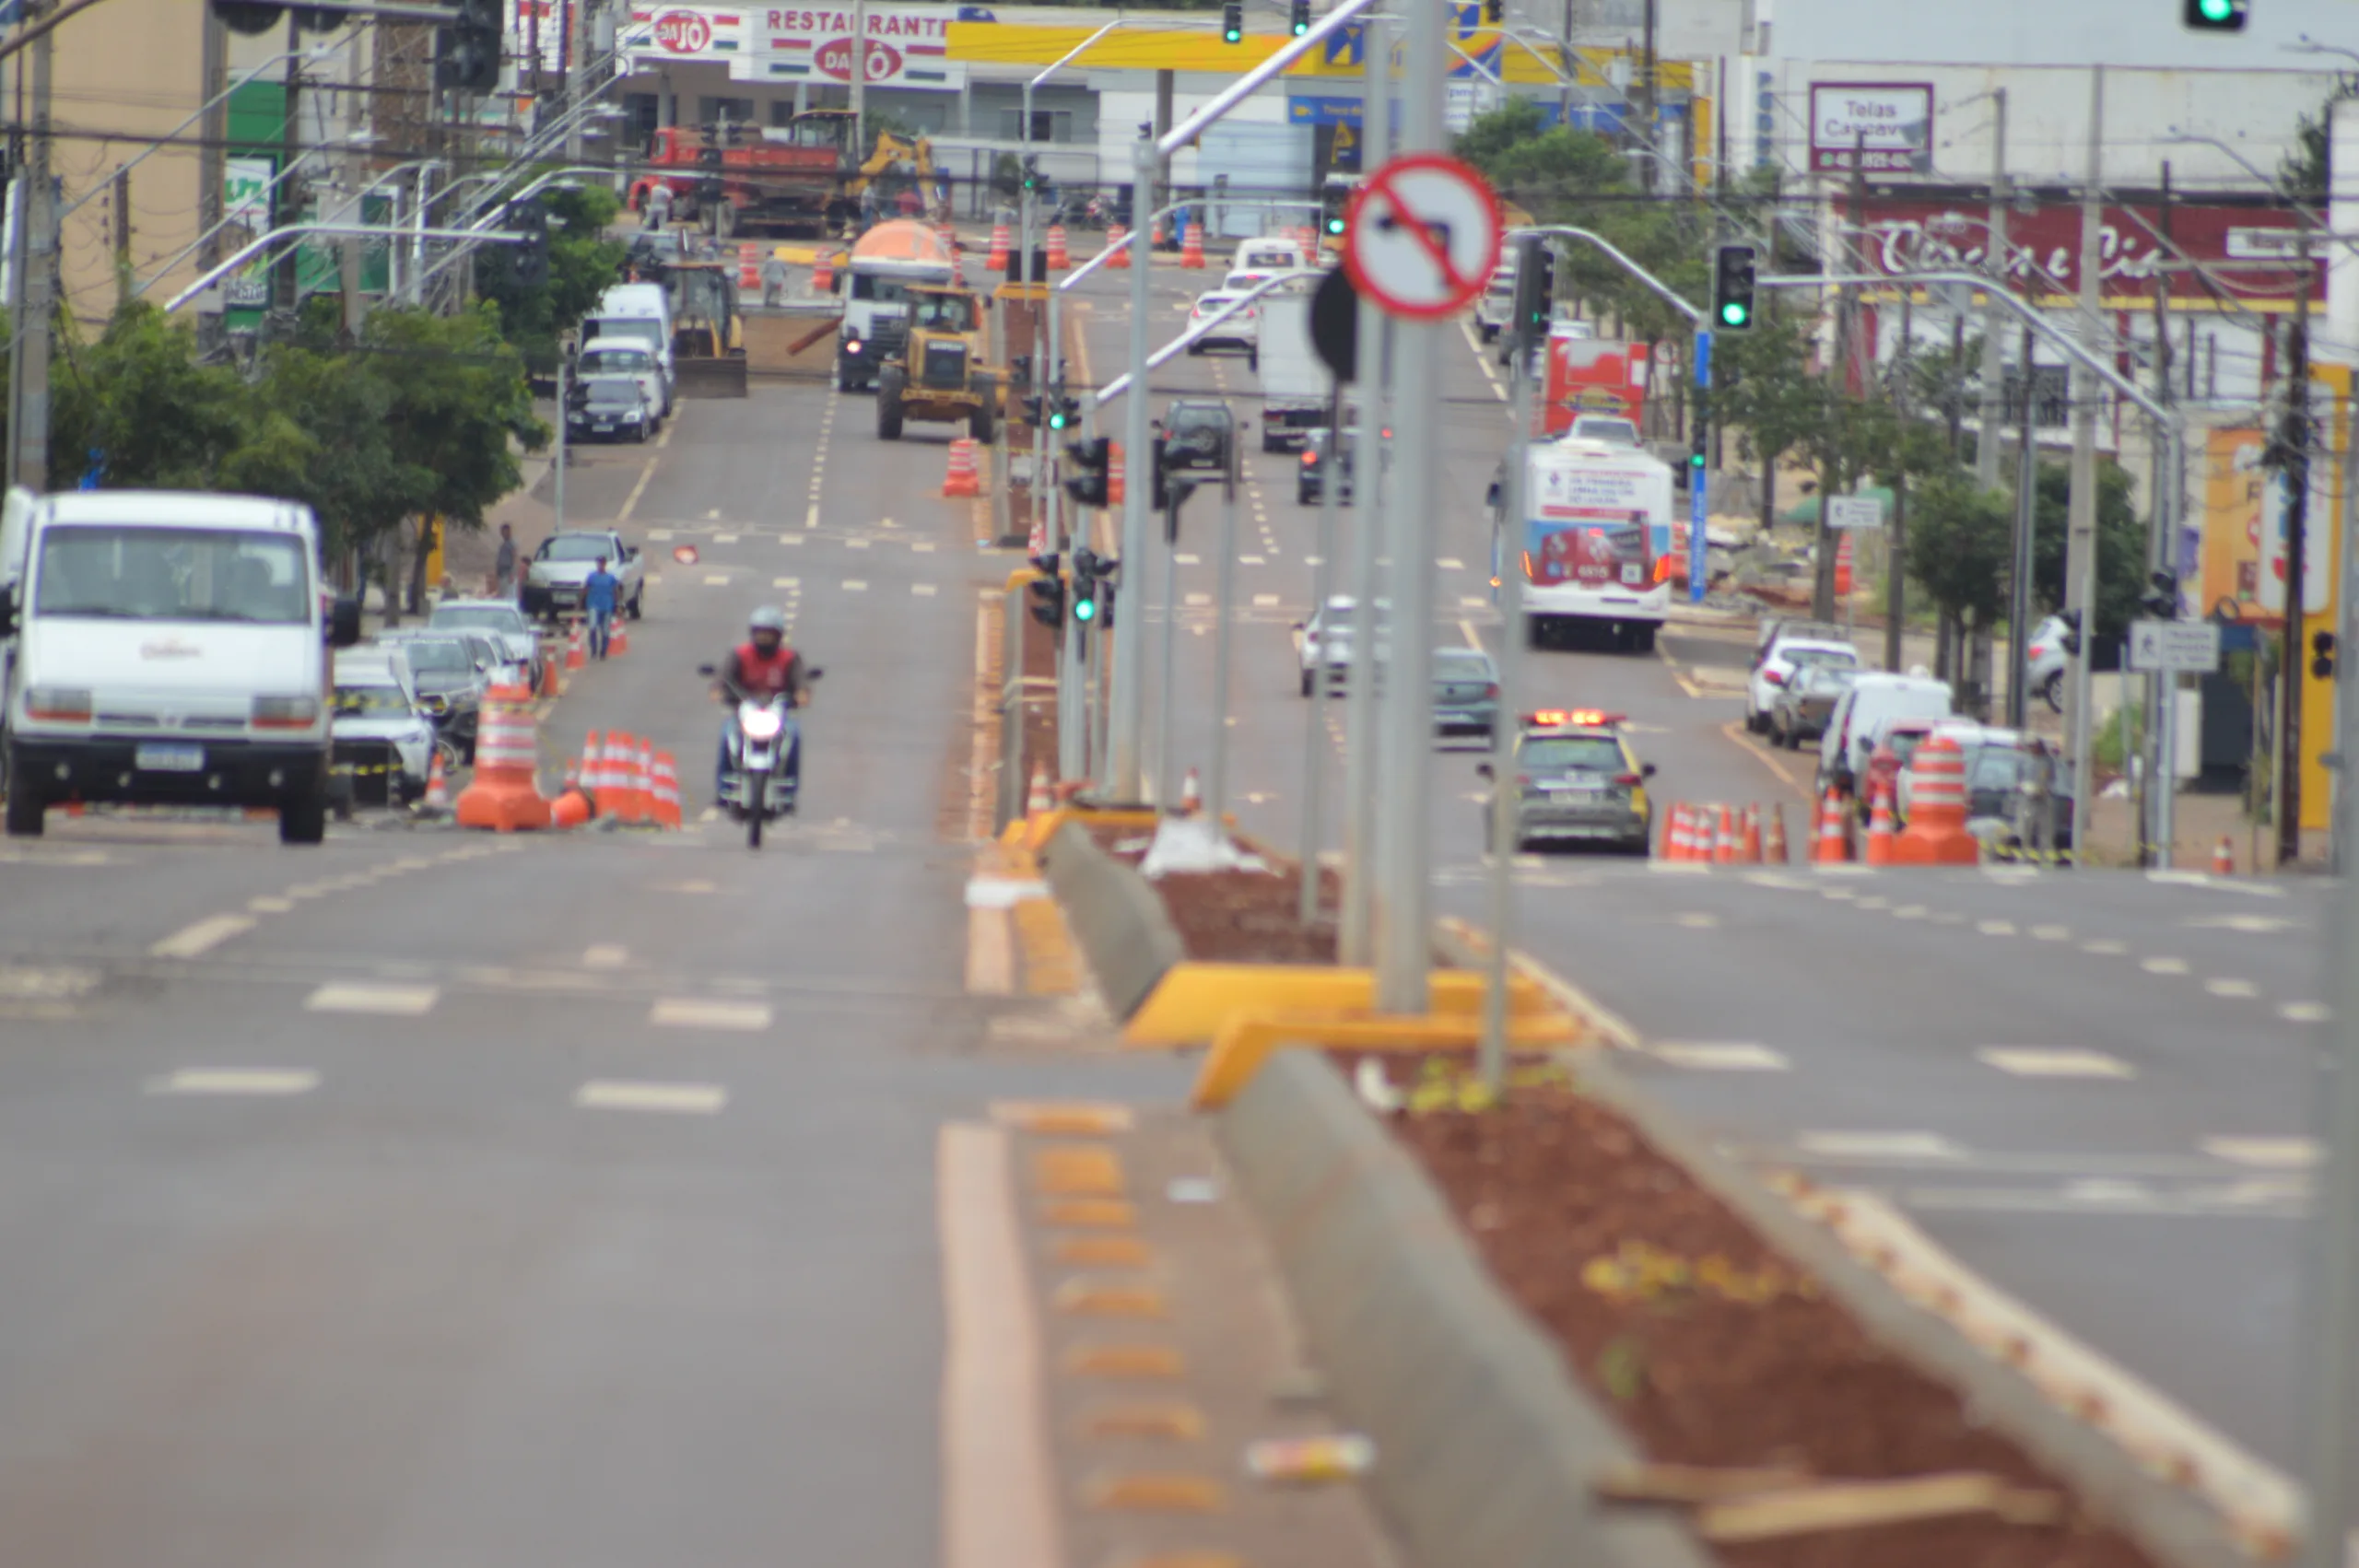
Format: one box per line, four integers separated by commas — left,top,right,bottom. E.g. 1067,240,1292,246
583,556,621,660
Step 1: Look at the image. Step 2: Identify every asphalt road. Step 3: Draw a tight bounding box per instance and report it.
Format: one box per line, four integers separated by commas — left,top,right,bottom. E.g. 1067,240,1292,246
0,374,1192,1568
1060,258,2341,1491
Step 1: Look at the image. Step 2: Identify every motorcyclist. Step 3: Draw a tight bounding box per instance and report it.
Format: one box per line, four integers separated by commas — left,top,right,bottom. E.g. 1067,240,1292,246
714,605,809,808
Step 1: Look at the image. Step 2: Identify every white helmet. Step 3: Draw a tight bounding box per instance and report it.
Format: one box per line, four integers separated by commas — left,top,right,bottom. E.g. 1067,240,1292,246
749,605,788,636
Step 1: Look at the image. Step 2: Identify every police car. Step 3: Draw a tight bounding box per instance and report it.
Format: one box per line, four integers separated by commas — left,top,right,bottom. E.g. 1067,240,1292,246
1478,708,1655,855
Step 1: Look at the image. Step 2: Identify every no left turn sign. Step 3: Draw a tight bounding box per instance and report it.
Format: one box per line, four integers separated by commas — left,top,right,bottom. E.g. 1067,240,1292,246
1342,153,1505,322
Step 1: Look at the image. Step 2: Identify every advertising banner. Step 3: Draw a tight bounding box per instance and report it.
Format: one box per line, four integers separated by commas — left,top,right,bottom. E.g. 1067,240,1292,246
1808,83,1932,177
1542,332,1649,436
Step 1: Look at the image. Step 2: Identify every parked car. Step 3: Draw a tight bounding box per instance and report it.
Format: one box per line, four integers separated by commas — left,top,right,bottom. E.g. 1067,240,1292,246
1895,723,2078,852
520,528,645,623
373,629,494,761
1747,624,1858,731
428,599,544,690
1432,647,1501,741
2025,614,2069,711
329,648,435,808
566,374,653,443
1768,661,1859,750
1566,414,1639,446
1819,670,1954,799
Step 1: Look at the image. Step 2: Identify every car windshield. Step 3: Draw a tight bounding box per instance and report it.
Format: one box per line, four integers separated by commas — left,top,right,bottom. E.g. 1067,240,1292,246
433,605,525,636
400,638,473,673
32,525,311,624
333,681,409,715
1434,651,1494,679
1520,735,1626,772
580,380,641,407
540,535,614,562
1969,749,2025,793
594,318,663,349
1195,295,1243,315
850,275,913,303
1797,664,1860,695
910,294,975,332
1788,648,1857,673
582,347,652,373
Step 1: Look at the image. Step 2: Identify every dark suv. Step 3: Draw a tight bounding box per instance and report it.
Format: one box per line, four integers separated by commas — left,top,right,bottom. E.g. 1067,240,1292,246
1161,399,1234,477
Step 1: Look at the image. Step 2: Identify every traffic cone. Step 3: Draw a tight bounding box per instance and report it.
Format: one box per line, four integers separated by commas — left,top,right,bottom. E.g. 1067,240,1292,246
1740,805,1763,864
618,733,652,825
1045,223,1069,270
1105,224,1131,269
652,752,683,828
1712,804,1738,864
1179,766,1202,816
607,613,629,658
1027,763,1052,814
564,619,586,672
2212,836,2235,874
943,438,980,498
452,688,553,832
1836,532,1855,598
737,240,759,290
551,760,593,828
1813,788,1851,864
421,747,452,812
540,647,564,699
813,249,835,293
1664,802,1691,861
1179,220,1205,270
1764,802,1790,865
597,731,629,820
637,738,657,821
1864,778,1899,867
987,218,1010,271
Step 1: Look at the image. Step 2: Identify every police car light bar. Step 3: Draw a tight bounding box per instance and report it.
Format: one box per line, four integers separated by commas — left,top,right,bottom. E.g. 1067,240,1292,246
1523,708,1623,728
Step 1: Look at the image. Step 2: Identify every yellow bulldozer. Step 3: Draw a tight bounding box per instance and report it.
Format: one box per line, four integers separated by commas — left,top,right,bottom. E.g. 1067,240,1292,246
875,283,998,442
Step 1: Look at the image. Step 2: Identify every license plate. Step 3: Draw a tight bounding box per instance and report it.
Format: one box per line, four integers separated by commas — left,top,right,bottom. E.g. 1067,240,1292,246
592,422,614,432
135,743,204,773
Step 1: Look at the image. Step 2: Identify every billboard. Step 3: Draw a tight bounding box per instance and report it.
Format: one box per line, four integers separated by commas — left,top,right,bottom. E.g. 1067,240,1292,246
1808,83,1932,177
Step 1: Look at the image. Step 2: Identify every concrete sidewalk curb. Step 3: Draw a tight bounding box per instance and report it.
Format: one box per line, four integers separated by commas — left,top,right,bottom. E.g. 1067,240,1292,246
1215,1051,1717,1568
1037,817,1183,1021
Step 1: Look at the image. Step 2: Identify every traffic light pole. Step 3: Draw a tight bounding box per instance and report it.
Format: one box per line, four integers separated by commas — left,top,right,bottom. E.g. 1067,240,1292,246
1158,486,1185,813
1207,438,1240,829
1339,12,1391,967
1109,135,1156,800
1297,379,1345,926
11,6,53,493
1479,313,1535,1091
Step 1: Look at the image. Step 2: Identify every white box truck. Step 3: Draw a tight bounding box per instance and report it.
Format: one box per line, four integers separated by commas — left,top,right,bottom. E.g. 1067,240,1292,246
1254,280,1331,452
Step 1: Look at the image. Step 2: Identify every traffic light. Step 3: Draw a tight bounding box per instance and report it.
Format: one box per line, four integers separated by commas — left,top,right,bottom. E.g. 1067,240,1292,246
2140,568,2179,619
435,0,503,94
1711,242,1756,331
1222,0,1244,42
1028,556,1065,627
1509,235,1555,349
1151,435,1172,511
1688,421,1707,484
1321,182,1349,237
2185,0,2248,29
2058,608,2083,658
1071,547,1102,626
1019,392,1044,427
2315,630,2338,680
1047,394,1076,432
211,2,343,33
1021,157,1041,193
1485,0,1503,18
1290,0,1311,33
508,198,549,290
1063,437,1111,507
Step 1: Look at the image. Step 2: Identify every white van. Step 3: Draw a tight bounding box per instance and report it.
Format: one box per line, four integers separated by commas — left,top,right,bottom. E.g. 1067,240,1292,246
1232,238,1309,279
587,282,676,405
576,339,668,424
0,491,360,843
1818,671,1954,794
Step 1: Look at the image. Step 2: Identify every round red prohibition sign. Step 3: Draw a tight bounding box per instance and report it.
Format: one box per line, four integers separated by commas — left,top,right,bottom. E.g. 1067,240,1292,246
1341,152,1504,322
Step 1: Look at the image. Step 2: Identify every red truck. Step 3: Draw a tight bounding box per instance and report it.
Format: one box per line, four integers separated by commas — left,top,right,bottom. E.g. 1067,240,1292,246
628,112,933,240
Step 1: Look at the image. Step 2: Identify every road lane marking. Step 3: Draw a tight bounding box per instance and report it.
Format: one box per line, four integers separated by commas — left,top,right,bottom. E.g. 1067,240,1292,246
1175,553,1201,565
1977,919,2016,936
617,457,659,523
714,532,740,544
913,583,939,596
2081,938,2129,954
1253,593,1281,607
843,579,869,591
304,981,440,1016
1649,1042,1790,1071
2188,913,2294,932
150,913,255,959
775,576,801,588
1239,554,1265,565
246,896,294,914
582,943,629,968
1978,1047,2137,1080
804,504,818,529
704,573,733,585
1798,1131,1965,1161
649,997,773,1030
848,537,872,549
913,541,937,552
1459,619,1483,649
2204,977,2259,999
147,1068,318,1096
2282,1000,2334,1024
1184,591,1211,605
646,528,675,540
2140,955,2191,976
706,509,722,521
1437,556,1465,569
2204,1137,2322,1167
2029,923,2072,941
576,1080,728,1114
1458,595,1488,609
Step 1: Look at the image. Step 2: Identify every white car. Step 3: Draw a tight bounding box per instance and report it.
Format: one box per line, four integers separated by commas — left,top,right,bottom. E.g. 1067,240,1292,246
1746,639,1858,733
1294,594,1390,696
2025,614,2069,711
1185,290,1260,357
1743,620,1855,732
331,649,436,805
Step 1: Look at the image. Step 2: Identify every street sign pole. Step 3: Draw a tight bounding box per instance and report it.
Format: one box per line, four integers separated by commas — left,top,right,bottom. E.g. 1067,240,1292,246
1208,431,1239,830
1479,309,1535,1090
1339,15,1392,966
1159,486,1184,813
1690,328,1711,605
1300,376,1346,926
1109,133,1155,800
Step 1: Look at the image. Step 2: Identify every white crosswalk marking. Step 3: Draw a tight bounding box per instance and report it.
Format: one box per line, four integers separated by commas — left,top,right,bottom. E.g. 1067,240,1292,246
1649,1042,1790,1071
304,982,439,1016
2203,1137,2322,1168
649,998,773,1031
576,1080,728,1115
1978,1047,2136,1080
148,1068,319,1096
912,583,938,596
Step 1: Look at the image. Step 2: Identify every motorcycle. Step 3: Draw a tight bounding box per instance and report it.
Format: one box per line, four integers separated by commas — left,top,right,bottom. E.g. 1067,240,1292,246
699,663,822,848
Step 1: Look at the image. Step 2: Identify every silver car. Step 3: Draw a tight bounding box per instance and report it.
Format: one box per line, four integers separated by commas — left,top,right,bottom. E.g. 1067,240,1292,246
428,600,543,690
1768,658,1860,750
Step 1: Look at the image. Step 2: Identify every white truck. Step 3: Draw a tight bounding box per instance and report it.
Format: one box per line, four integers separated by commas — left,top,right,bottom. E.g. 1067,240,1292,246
1254,280,1330,452
833,220,958,393
0,490,360,842
1491,438,1674,651
520,528,646,624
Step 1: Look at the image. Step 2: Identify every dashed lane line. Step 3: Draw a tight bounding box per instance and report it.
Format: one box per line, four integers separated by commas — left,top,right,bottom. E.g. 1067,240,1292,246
576,1079,729,1114
304,981,440,1016
150,913,255,959
649,997,773,1031
1978,1047,2138,1080
147,1068,318,1096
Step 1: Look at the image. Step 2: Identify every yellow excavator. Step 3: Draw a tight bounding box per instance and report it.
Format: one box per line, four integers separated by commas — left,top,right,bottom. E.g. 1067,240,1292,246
847,130,935,209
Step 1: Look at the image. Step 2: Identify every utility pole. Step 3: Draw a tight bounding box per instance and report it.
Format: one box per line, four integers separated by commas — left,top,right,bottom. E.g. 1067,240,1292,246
1556,0,1573,129
2007,321,2036,730
276,11,304,315
2144,163,2177,866
2279,234,2312,869
1374,0,1442,1015
2063,64,2103,861
850,0,869,146
1975,88,2009,490
200,6,229,270
1339,17,1391,966
1887,285,1911,673
1636,0,1655,189
1108,129,1154,798
13,1,53,493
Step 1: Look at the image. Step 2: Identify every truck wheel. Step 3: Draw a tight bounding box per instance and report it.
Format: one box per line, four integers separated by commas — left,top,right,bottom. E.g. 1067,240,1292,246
968,373,997,443
279,782,327,846
714,199,738,240
5,778,43,837
876,369,906,440
628,587,644,622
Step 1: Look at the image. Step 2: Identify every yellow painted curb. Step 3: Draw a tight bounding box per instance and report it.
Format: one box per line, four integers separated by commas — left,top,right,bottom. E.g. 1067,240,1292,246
1016,803,1159,853
1084,1471,1228,1513
1054,1279,1169,1318
1083,1404,1207,1441
1191,1009,1583,1110
1125,963,1563,1047
1054,1234,1155,1267
1065,1342,1186,1379
1041,1199,1137,1229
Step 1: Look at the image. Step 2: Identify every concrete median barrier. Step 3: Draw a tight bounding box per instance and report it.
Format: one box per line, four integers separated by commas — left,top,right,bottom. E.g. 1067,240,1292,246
1037,817,1184,1022
1215,1049,1716,1568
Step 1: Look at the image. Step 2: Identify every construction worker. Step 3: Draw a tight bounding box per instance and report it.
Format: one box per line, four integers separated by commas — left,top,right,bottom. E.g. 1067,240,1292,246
759,250,790,307
644,180,674,231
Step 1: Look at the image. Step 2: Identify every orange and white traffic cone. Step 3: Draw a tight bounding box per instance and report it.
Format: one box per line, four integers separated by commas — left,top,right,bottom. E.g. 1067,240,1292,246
943,438,980,498
1045,223,1069,270
1740,805,1764,864
986,218,1010,271
1813,789,1852,864
422,747,452,812
1662,802,1689,860
1179,220,1205,270
552,759,593,828
813,250,835,293
1027,763,1052,815
540,646,564,699
607,612,630,658
2212,836,2236,875
1864,778,1899,867
1712,804,1738,865
651,752,683,828
564,619,586,672
1179,766,1203,816
1105,224,1131,269
577,731,604,810
1764,802,1790,865
737,240,759,290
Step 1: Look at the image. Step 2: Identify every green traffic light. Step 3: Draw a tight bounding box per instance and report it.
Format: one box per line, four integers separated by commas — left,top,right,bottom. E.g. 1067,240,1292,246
1074,599,1097,622
1325,217,1345,235
1291,18,1308,33
1049,410,1068,430
1224,25,1241,40
2197,0,2233,18
1719,300,1750,327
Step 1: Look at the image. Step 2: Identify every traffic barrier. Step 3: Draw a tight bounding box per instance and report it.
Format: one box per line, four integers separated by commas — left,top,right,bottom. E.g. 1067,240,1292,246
2212,836,2235,875
422,748,452,813
986,218,1011,271
1027,763,1052,815
637,737,657,824
453,687,551,832
1813,788,1851,863
1711,803,1738,864
1864,777,1899,867
552,757,593,828
1739,805,1763,864
943,438,981,497
1893,732,1978,865
1179,221,1205,270
737,240,759,290
1045,223,1069,270
564,619,586,672
813,250,834,293
1179,766,1203,816
651,751,683,828
1763,801,1790,864
1105,224,1131,269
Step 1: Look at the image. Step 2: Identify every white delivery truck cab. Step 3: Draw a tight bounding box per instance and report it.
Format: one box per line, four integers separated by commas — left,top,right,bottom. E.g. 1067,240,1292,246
1492,438,1674,651
1253,280,1330,451
0,490,360,843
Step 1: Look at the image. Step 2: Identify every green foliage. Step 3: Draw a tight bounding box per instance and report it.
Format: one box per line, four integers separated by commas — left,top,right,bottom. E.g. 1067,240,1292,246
475,181,628,374
1905,474,2013,627
2282,74,2358,204
2031,456,2148,650
49,302,253,490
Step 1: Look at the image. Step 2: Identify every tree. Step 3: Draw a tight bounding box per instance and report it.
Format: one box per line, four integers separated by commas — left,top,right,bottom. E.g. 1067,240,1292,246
2282,74,2359,204
1904,474,2013,629
49,302,255,488
474,182,628,374
2031,457,2148,654
224,338,433,569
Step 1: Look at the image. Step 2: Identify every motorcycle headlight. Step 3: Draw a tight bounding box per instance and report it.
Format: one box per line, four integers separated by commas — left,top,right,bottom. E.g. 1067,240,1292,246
740,708,784,741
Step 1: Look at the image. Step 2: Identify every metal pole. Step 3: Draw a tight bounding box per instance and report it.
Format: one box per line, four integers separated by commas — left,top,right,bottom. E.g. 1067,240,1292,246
1975,88,2009,491
1339,13,1391,968
1109,135,1155,797
850,0,868,145
275,13,303,314
2146,172,2178,868
1887,290,1910,673
2281,258,2312,869
2008,322,2036,731
1479,318,1534,1091
1298,379,1345,925
553,355,569,532
2065,65,2103,864
13,7,51,493
1374,0,1442,1015
1689,326,1710,604
1158,492,1181,812
1208,439,1238,828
